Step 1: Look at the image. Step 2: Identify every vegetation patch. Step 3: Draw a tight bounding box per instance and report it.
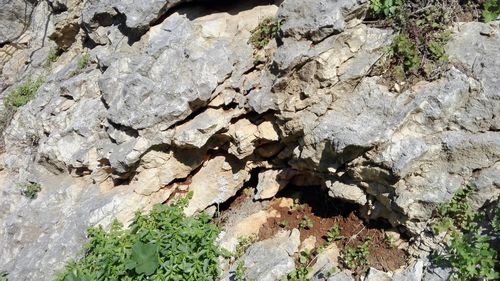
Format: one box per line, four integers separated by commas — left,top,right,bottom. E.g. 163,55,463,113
249,17,282,50
4,76,44,109
258,185,407,277
483,0,500,22
20,182,42,199
77,53,90,70
56,195,221,281
432,185,499,280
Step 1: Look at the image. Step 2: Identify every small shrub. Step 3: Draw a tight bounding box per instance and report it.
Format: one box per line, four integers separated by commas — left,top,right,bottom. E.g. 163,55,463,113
56,199,221,281
77,53,90,70
249,17,282,50
482,0,500,22
20,182,42,199
4,77,44,108
432,186,499,280
340,240,370,270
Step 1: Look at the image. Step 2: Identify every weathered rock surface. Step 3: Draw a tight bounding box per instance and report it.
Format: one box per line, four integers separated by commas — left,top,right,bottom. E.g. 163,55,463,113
238,229,300,281
0,0,499,279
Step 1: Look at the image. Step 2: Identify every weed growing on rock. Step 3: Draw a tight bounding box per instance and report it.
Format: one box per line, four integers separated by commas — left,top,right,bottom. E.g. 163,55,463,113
340,239,371,270
283,250,312,281
432,185,499,280
77,53,90,70
369,0,454,82
56,197,220,281
235,235,257,258
4,76,44,108
47,48,60,63
370,0,402,18
249,17,282,50
235,260,247,281
483,0,500,22
20,182,42,199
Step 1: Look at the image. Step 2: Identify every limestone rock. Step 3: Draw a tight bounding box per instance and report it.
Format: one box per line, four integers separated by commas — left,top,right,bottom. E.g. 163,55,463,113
184,155,250,216
255,169,289,200
327,181,368,205
240,229,300,281
364,268,392,281
0,0,35,44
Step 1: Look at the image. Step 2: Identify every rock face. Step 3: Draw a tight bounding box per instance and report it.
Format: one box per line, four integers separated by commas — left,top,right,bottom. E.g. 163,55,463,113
0,0,499,279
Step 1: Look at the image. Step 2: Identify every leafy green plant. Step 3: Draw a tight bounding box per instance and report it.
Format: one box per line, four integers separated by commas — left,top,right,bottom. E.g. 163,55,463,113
249,17,282,50
235,235,257,258
340,240,370,270
235,260,247,281
390,34,421,74
370,0,402,18
284,250,312,281
482,0,500,22
77,53,90,70
56,198,220,281
20,182,42,199
432,186,499,280
299,216,313,230
325,224,344,242
0,271,8,281
4,76,44,108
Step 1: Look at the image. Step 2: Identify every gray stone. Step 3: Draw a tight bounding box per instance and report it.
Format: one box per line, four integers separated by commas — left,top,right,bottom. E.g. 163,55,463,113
0,0,35,44
278,0,367,42
240,229,300,281
327,272,355,281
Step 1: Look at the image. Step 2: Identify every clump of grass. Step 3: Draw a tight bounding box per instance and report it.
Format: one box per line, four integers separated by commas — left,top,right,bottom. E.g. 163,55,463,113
56,194,221,281
47,48,60,63
20,182,42,199
4,76,44,108
77,53,90,70
249,17,282,50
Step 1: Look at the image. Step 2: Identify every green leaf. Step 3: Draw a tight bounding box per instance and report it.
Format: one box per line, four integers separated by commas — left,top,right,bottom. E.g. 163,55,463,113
128,241,159,275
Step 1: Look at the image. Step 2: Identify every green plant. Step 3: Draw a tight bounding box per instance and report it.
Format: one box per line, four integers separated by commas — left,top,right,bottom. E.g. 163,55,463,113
370,0,402,18
279,220,289,228
4,76,44,108
47,48,60,63
77,53,90,70
235,235,257,258
56,198,220,281
299,216,313,230
249,17,282,50
482,0,500,22
391,34,421,73
432,186,499,280
325,224,344,242
0,271,8,281
340,240,370,270
21,182,42,199
235,260,247,281
285,250,312,281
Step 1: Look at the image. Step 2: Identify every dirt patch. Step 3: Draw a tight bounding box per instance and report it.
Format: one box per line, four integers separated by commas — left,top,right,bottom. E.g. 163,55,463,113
257,185,408,276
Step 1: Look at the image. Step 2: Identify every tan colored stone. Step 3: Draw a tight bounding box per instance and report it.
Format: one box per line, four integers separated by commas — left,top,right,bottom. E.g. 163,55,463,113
185,156,250,215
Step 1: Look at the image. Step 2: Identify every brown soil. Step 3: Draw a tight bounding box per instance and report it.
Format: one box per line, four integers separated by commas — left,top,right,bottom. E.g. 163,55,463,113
257,186,408,277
